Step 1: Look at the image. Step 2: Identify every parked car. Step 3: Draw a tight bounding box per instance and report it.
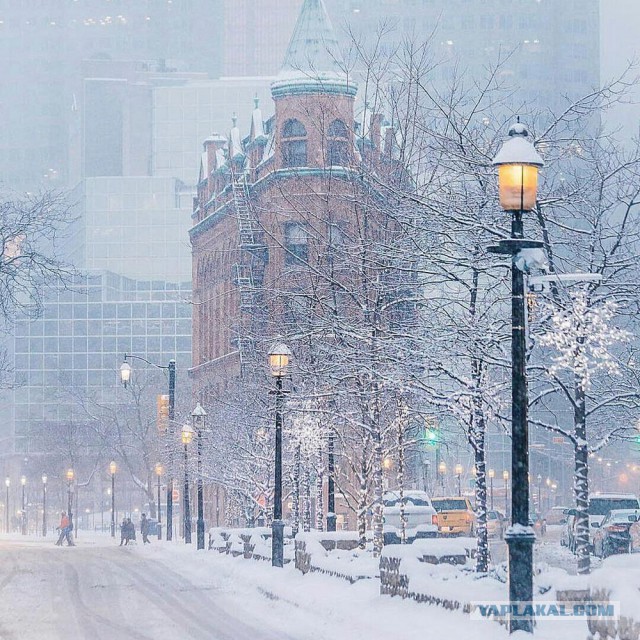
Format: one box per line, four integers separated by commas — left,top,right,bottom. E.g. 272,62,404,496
625,514,640,553
592,509,640,558
564,494,640,553
486,510,505,539
545,506,569,526
530,512,546,536
382,490,438,544
430,497,475,536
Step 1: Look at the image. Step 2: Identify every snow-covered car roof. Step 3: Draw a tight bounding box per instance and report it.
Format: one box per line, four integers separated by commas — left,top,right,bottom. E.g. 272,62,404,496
589,493,639,500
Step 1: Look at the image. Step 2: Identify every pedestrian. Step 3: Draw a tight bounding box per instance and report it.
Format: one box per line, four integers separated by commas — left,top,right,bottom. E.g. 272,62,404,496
140,513,151,544
65,511,75,546
119,517,127,546
125,518,136,544
55,512,69,546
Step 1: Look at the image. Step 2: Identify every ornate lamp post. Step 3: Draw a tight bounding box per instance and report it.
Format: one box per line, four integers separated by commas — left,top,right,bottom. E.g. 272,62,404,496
42,474,47,537
121,354,176,541
109,461,117,538
181,424,194,544
20,476,26,535
438,460,447,496
192,403,207,550
537,474,543,512
455,464,463,497
268,341,292,568
4,477,9,533
488,469,495,510
155,463,163,540
490,121,544,634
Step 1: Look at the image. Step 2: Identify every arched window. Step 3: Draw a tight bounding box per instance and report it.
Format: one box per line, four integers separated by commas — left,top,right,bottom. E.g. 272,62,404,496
328,119,348,138
328,119,349,166
283,119,307,138
282,119,307,167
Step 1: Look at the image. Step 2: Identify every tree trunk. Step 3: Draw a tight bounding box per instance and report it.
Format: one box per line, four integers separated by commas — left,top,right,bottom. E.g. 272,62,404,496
574,376,590,575
292,443,301,537
473,419,489,572
302,456,311,533
357,436,368,549
315,445,324,532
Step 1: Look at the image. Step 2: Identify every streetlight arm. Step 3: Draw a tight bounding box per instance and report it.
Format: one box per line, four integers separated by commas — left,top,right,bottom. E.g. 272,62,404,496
123,353,170,370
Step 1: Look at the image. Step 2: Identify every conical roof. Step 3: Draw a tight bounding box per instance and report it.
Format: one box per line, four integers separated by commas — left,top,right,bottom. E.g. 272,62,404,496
271,0,357,98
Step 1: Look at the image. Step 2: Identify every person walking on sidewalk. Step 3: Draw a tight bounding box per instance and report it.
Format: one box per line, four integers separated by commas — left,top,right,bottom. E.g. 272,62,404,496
140,513,151,544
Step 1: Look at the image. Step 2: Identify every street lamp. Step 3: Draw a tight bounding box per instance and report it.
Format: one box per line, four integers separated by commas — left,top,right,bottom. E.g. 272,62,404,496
20,476,26,535
181,423,194,544
455,464,463,497
438,460,447,496
488,469,495,510
491,121,543,634
155,463,163,540
4,478,9,533
268,340,292,568
192,403,207,550
66,469,74,537
109,461,116,538
121,354,176,541
537,474,542,512
42,475,47,537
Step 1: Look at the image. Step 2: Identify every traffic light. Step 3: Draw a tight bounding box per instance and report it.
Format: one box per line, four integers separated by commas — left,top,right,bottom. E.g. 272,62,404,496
424,417,439,449
157,394,170,433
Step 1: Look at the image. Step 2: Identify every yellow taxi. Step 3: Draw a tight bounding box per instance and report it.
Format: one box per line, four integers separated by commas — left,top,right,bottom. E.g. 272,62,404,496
431,497,475,536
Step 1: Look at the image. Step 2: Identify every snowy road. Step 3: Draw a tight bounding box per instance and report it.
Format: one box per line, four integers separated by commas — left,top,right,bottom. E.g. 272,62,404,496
0,536,296,640
0,532,586,640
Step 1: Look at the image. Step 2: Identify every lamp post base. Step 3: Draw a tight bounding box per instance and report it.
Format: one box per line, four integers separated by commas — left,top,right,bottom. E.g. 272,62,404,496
272,520,285,568
326,513,337,533
505,526,536,633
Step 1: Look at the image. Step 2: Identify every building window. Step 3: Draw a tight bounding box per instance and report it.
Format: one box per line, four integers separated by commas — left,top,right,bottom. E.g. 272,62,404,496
284,222,308,265
327,119,349,166
282,119,307,167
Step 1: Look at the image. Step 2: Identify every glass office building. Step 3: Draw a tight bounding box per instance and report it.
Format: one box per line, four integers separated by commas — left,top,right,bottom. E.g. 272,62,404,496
11,272,191,454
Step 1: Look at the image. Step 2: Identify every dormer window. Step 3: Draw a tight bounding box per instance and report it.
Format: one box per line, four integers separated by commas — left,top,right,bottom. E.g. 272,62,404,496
327,119,349,166
282,119,307,168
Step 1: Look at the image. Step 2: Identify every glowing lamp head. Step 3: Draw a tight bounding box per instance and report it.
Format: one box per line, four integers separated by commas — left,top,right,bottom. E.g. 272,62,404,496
120,361,132,387
492,122,544,212
4,477,9,488
488,468,495,479
181,423,195,446
109,461,117,476
382,457,393,470
20,476,26,486
155,463,163,477
42,474,47,485
455,464,463,476
66,468,74,482
268,341,292,377
503,470,509,481
438,461,447,474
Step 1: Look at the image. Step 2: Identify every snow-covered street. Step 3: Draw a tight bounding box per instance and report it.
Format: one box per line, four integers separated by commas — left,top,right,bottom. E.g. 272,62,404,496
0,531,605,640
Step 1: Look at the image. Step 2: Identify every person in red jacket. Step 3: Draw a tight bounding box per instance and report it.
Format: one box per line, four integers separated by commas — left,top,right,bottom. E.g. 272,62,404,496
55,512,69,546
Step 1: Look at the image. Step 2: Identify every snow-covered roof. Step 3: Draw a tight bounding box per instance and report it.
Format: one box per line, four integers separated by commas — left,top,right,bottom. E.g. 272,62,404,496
271,0,357,98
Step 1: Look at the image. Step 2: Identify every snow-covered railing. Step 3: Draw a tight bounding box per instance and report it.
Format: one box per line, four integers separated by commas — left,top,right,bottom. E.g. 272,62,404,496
379,539,504,614
294,531,377,583
207,527,294,563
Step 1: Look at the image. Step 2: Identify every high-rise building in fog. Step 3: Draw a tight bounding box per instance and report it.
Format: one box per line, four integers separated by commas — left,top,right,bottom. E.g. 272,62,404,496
0,0,220,190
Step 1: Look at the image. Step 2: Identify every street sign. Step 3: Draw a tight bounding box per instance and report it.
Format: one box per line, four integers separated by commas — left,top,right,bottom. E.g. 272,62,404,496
552,437,565,444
